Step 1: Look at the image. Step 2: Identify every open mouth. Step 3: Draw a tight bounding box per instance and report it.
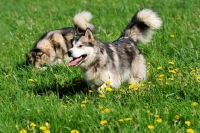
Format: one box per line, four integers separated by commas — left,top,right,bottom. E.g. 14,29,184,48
68,54,87,66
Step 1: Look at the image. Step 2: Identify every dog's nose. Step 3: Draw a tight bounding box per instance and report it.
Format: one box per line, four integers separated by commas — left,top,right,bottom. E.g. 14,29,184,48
67,50,72,57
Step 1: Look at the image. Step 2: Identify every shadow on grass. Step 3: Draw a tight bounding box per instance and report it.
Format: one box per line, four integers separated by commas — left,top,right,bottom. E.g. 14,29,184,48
30,77,89,98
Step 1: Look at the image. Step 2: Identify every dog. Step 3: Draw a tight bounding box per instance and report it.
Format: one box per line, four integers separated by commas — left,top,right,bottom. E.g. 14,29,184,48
26,11,95,69
67,9,162,91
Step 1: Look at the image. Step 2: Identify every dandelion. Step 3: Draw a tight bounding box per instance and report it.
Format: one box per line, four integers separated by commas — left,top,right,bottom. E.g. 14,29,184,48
61,105,67,109
118,119,124,122
157,66,162,70
45,122,50,127
98,105,103,110
186,128,194,133
165,82,169,85
168,78,174,81
168,61,175,65
154,114,159,118
99,94,105,98
71,129,79,133
102,108,111,114
28,78,37,82
148,125,155,130
30,122,36,127
88,90,93,93
175,115,181,120
19,129,27,133
199,14,200,18
133,87,139,91
105,80,110,85
168,69,176,74
191,102,198,106
100,120,107,125
124,118,132,121
120,89,125,93
105,87,112,92
146,110,150,114
81,104,85,107
40,126,47,131
156,118,162,123
170,34,175,38
147,62,151,65
44,130,50,133
185,121,191,126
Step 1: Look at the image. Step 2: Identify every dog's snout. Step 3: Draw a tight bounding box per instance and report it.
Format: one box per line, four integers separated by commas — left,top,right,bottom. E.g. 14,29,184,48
68,50,72,57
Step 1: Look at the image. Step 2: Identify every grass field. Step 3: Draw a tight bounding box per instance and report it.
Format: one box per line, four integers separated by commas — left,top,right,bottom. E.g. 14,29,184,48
0,0,200,132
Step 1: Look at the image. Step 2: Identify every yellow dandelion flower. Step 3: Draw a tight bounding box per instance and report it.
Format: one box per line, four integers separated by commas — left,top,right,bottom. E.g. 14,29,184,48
156,118,162,123
98,105,103,110
157,77,163,81
120,89,125,93
148,81,152,84
133,87,139,91
168,69,176,74
118,119,124,122
159,74,164,77
154,114,159,118
168,78,174,80
191,102,198,106
146,110,150,114
199,14,200,18
168,61,175,65
175,115,181,120
148,125,155,130
124,118,132,121
71,129,79,133
45,122,50,127
81,104,85,107
97,0,100,2
19,129,27,133
147,62,151,65
105,80,110,85
99,94,105,98
44,130,50,133
141,84,145,87
185,121,191,126
88,90,93,93
105,87,112,92
30,122,36,127
61,105,67,109
170,34,175,38
103,108,111,113
100,120,107,125
28,78,37,82
166,80,171,84
39,126,47,131
147,69,150,73
157,66,162,70
186,128,194,133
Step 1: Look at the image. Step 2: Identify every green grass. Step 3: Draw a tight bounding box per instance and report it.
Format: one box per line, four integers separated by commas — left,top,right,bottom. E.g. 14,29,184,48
0,0,200,132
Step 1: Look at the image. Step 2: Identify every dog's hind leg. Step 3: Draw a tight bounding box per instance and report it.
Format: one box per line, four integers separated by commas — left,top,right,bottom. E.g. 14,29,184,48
129,54,146,84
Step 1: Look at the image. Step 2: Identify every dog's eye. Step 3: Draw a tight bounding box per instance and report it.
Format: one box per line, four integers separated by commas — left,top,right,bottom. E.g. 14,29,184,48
78,45,82,48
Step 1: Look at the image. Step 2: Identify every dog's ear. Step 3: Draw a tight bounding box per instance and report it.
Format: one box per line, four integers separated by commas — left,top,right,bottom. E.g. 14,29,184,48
85,28,94,42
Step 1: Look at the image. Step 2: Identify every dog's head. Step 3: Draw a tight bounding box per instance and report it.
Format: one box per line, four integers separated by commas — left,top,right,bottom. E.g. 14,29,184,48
26,30,74,68
26,48,50,68
68,28,96,67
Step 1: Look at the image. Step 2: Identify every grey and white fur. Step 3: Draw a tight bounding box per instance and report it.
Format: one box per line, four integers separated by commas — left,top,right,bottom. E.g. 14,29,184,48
68,9,162,91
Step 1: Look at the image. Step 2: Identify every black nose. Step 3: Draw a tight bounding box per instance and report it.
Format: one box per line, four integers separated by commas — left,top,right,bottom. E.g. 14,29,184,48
67,50,72,57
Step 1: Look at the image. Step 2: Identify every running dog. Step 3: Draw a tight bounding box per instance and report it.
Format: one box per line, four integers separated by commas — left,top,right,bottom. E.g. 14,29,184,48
67,9,162,91
26,11,95,69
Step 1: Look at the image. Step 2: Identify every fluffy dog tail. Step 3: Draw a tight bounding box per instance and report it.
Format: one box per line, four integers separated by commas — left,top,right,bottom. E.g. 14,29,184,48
73,11,95,32
120,8,162,43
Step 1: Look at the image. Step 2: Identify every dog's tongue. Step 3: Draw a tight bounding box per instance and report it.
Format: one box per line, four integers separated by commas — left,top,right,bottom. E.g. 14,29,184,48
68,57,83,66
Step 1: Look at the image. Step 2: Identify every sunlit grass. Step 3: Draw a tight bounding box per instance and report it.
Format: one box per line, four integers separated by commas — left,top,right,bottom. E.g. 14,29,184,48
0,0,200,132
